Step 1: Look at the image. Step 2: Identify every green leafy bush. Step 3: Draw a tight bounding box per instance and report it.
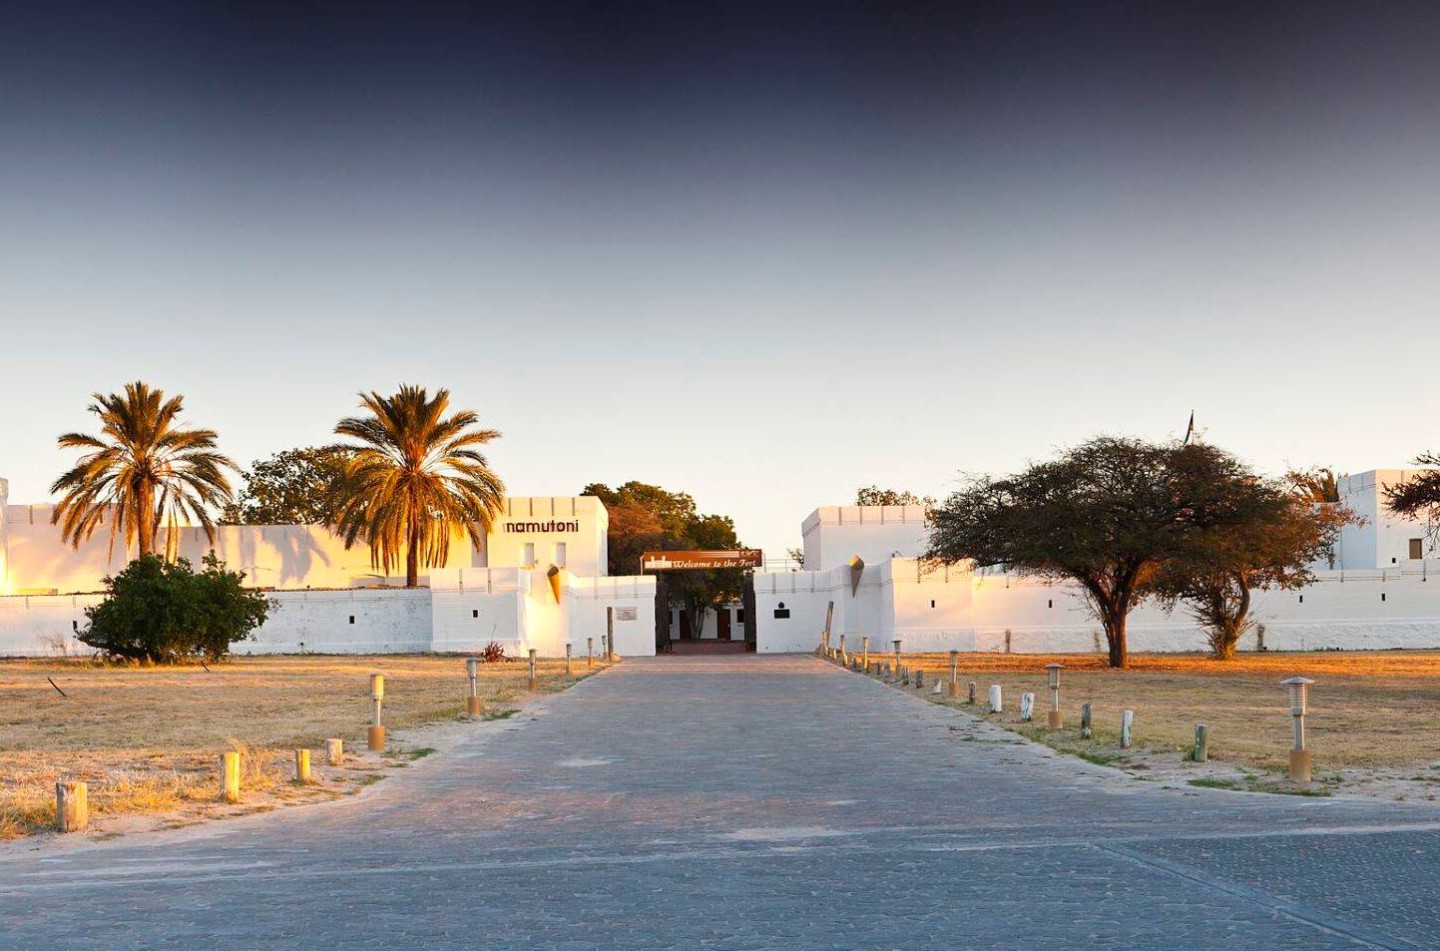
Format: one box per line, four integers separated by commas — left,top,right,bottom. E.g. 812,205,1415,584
81,554,274,662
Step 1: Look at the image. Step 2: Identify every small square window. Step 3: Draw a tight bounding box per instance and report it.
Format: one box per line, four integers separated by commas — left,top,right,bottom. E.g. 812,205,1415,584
1410,538,1425,560
348,615,355,624
472,609,479,619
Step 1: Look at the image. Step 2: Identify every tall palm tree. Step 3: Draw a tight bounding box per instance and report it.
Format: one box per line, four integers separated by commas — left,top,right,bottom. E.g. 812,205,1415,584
1287,467,1343,504
328,385,506,587
51,381,237,560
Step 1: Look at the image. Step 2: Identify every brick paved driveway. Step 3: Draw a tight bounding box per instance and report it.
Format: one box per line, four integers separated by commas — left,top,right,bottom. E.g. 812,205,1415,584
3,655,1438,949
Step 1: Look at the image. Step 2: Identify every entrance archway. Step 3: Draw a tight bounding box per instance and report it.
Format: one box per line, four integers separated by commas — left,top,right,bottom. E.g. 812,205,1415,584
640,550,762,654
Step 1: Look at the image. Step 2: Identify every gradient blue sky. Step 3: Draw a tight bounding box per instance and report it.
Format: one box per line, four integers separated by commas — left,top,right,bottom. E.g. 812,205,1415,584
2,1,1438,556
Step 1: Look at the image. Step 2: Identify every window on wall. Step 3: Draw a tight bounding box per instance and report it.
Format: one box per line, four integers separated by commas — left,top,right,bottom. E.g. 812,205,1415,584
1410,538,1425,560
554,542,567,567
522,543,535,567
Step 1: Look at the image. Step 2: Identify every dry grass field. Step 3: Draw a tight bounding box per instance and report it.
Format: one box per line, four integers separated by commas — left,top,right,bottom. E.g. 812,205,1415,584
0,654,601,838
884,651,1440,795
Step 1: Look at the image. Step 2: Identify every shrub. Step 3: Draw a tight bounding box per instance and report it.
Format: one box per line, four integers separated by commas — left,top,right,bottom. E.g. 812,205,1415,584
480,641,507,663
81,554,274,662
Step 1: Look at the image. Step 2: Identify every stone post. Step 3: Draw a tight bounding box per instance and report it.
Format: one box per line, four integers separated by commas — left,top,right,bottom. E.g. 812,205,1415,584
220,751,242,802
466,657,482,718
1120,709,1134,749
55,781,87,833
1020,692,1034,721
948,650,960,699
528,648,539,691
1080,703,1092,739
294,749,312,783
988,684,1002,713
368,672,386,752
1191,723,1208,763
326,738,344,766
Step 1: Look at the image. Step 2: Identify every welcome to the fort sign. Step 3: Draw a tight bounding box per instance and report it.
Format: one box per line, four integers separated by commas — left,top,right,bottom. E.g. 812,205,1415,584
640,550,764,571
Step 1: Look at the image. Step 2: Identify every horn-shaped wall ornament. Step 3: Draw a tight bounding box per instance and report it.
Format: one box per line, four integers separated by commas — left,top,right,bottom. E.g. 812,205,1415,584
546,564,562,604
849,555,865,597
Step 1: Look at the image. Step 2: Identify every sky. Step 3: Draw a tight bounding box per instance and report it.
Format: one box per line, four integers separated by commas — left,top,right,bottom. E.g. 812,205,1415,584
2,1,1438,557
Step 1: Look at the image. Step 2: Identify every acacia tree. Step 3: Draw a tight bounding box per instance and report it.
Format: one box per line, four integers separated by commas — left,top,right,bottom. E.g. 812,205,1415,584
927,437,1262,668
223,446,351,525
51,381,237,560
1385,453,1440,548
1152,460,1351,659
329,386,506,588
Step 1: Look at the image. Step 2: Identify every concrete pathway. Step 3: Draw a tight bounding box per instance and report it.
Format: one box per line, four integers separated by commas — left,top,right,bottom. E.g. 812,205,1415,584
3,655,1439,949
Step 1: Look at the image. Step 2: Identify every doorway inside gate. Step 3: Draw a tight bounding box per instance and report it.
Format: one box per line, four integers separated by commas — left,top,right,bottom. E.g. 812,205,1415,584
643,551,760,654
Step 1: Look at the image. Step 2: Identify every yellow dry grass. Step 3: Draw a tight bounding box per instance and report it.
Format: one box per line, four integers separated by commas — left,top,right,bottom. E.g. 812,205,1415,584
0,654,596,838
891,651,1440,778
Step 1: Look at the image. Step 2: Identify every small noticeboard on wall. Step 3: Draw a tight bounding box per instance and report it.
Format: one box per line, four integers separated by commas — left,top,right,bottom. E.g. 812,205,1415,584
613,606,638,622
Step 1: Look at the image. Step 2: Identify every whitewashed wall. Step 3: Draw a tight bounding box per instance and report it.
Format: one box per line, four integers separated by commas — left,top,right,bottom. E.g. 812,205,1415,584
0,571,655,659
753,559,1440,655
801,505,929,572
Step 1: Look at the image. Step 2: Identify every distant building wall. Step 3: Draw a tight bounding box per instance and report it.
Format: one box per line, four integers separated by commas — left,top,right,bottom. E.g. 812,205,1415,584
801,505,929,572
753,559,1440,655
0,494,611,594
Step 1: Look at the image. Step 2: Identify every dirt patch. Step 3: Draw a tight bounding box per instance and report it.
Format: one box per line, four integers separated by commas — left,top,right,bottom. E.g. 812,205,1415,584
0,653,605,839
860,650,1440,802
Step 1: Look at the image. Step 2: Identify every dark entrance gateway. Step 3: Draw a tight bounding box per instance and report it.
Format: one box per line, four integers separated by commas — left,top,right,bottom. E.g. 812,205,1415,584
640,550,762,654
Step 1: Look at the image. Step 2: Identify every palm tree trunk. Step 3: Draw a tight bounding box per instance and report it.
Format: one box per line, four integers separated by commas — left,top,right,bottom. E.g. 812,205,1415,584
136,482,155,558
406,516,420,588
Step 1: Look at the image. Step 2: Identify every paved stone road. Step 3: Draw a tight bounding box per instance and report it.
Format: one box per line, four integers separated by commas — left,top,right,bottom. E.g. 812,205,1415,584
3,655,1439,950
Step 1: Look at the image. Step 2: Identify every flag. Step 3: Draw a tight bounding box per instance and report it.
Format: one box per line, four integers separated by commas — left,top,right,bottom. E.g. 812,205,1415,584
1183,411,1195,445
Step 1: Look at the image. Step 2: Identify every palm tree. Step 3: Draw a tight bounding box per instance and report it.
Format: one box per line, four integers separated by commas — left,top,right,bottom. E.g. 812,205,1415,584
51,381,237,560
1287,467,1343,504
328,385,506,588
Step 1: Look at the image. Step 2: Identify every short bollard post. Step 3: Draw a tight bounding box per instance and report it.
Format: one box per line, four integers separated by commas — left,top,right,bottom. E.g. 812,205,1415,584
1191,723,1208,763
1120,709,1134,749
221,751,242,802
967,681,976,705
565,642,573,679
294,749,312,783
368,672,386,752
466,657,483,718
838,634,847,666
528,648,539,691
326,738,344,765
587,637,594,668
862,636,870,668
988,684,1003,713
948,650,960,699
914,669,924,690
901,666,910,686
56,781,88,833
1282,676,1315,783
1080,702,1093,739
1045,663,1063,729
892,639,902,672
1020,692,1035,721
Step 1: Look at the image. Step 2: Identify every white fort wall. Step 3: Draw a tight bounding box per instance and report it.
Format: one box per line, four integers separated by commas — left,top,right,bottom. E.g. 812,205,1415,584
0,573,656,659
754,560,1440,654
0,495,608,595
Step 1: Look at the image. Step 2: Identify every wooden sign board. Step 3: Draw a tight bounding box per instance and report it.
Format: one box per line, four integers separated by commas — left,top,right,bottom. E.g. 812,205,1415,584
641,550,764,571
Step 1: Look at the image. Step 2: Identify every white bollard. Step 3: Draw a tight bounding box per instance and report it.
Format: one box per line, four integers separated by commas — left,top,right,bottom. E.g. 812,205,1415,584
1020,692,1035,722
1121,709,1134,749
988,684,1003,713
